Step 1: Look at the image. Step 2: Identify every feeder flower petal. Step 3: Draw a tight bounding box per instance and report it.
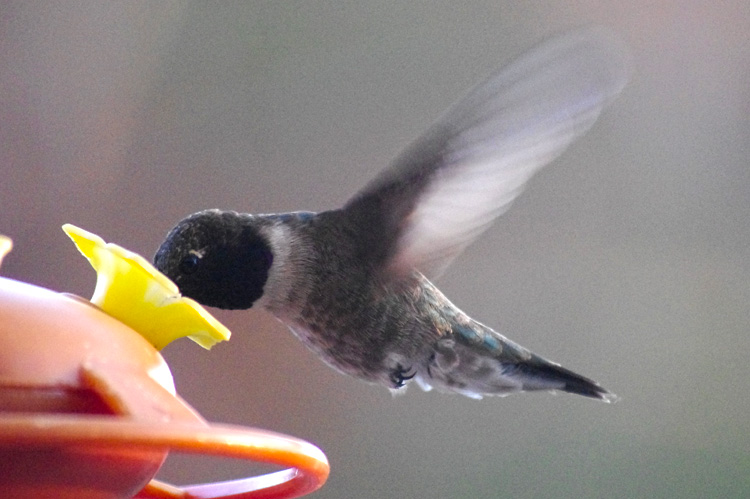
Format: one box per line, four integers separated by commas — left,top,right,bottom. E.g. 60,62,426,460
62,224,230,350
0,235,11,270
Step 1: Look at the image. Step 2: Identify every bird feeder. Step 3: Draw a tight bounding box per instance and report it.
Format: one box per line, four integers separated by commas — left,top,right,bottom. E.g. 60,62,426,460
0,228,329,498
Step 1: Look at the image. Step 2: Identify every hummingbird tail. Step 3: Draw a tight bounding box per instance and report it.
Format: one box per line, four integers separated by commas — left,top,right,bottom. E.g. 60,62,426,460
507,356,618,403
420,322,617,402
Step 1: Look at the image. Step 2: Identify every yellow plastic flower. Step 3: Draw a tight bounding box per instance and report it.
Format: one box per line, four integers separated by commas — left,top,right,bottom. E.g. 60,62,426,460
63,224,231,350
0,235,11,270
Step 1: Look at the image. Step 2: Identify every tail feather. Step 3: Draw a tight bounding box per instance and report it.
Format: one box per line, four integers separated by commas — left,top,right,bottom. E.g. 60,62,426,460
507,356,618,403
423,326,617,402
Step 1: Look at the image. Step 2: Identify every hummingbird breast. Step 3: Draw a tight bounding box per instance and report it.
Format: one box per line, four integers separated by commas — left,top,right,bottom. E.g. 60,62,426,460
292,270,432,384
266,212,439,384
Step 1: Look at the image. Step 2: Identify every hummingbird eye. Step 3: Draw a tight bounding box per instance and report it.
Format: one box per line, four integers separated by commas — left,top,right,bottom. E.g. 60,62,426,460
178,253,201,275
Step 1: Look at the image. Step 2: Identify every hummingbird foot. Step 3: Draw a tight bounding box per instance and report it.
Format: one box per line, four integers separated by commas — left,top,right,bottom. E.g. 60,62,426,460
389,364,416,388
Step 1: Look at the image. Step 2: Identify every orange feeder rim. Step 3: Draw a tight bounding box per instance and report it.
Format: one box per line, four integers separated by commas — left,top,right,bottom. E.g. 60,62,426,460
0,414,329,499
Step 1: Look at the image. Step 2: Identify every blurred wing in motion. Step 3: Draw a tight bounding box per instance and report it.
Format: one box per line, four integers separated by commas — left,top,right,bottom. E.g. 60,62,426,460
345,27,630,279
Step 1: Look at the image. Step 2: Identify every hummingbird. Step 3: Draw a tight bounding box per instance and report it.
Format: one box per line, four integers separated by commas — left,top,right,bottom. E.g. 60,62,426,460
154,28,628,402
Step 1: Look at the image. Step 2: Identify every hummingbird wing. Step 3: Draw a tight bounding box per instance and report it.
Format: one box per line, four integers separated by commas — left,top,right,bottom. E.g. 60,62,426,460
344,27,630,280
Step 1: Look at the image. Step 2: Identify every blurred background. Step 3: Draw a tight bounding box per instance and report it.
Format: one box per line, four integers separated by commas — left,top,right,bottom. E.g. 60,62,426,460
1,2,748,498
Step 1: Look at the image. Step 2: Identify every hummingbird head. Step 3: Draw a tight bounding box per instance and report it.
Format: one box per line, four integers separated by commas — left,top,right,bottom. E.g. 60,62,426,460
154,209,274,310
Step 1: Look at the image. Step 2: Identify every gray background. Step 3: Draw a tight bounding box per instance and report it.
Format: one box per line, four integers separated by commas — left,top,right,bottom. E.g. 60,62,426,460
1,2,748,498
